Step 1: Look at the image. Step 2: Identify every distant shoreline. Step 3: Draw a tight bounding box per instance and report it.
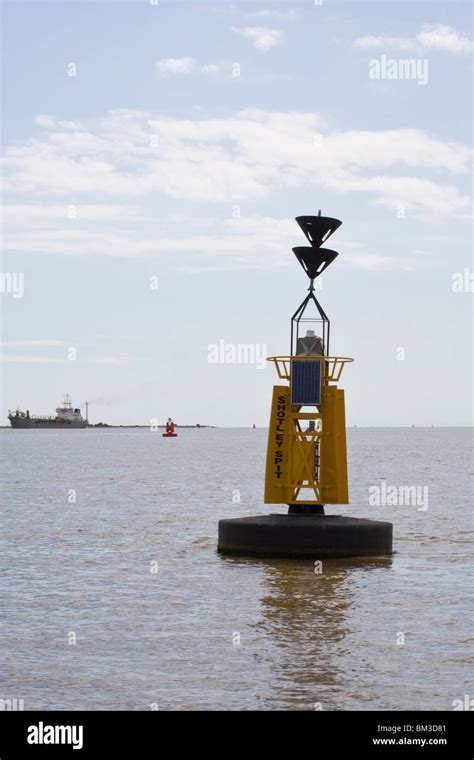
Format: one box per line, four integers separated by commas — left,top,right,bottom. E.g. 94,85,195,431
0,424,217,429
1,425,473,429
90,425,217,429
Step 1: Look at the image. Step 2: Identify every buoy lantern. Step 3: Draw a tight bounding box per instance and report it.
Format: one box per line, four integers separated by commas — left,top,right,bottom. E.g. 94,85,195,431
162,418,177,437
218,211,393,558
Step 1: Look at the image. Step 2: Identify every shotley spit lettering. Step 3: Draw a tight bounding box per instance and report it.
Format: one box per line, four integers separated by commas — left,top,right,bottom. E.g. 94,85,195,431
274,394,287,479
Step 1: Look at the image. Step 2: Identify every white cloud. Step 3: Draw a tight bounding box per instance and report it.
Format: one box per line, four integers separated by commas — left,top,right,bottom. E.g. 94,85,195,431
354,176,470,218
1,204,142,224
35,115,79,129
155,57,195,76
354,35,417,52
341,254,394,270
0,212,435,273
154,58,221,77
354,23,473,54
1,108,471,268
0,215,297,262
201,63,219,74
417,24,473,54
231,26,285,52
5,109,469,207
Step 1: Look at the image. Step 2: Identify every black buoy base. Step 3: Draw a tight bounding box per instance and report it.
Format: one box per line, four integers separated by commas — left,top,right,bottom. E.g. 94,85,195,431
218,514,393,559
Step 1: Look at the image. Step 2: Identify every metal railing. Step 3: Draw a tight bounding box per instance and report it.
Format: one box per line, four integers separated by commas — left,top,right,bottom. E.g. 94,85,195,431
267,355,353,383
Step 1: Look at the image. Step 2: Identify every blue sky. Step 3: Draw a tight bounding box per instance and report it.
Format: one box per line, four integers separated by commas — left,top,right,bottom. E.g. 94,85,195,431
1,1,472,426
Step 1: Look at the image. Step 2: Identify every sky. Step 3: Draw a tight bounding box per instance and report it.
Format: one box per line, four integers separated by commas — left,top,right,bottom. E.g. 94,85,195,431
1,0,472,427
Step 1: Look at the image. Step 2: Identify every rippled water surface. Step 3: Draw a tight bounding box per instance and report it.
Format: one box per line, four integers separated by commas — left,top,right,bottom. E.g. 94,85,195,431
1,427,472,710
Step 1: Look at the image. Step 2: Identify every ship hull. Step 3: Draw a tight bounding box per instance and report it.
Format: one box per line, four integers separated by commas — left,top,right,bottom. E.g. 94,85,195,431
8,418,87,429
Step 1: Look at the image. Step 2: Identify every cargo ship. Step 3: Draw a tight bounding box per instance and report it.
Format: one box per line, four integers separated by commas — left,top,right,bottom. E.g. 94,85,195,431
8,395,88,428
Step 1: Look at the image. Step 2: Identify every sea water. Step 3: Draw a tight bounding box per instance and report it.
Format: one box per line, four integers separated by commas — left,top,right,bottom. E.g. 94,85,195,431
1,427,472,710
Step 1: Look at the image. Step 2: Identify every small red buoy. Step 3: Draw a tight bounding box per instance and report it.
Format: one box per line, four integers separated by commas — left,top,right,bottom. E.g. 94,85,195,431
162,417,177,437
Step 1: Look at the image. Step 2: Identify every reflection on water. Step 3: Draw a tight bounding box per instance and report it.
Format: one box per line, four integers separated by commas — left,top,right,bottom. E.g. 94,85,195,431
247,557,392,708
1,428,472,710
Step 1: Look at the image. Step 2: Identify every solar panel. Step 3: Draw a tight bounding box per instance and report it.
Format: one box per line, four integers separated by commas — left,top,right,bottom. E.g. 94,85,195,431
291,360,322,405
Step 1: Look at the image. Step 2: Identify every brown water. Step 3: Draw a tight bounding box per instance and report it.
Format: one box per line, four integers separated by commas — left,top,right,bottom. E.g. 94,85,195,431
1,427,472,710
